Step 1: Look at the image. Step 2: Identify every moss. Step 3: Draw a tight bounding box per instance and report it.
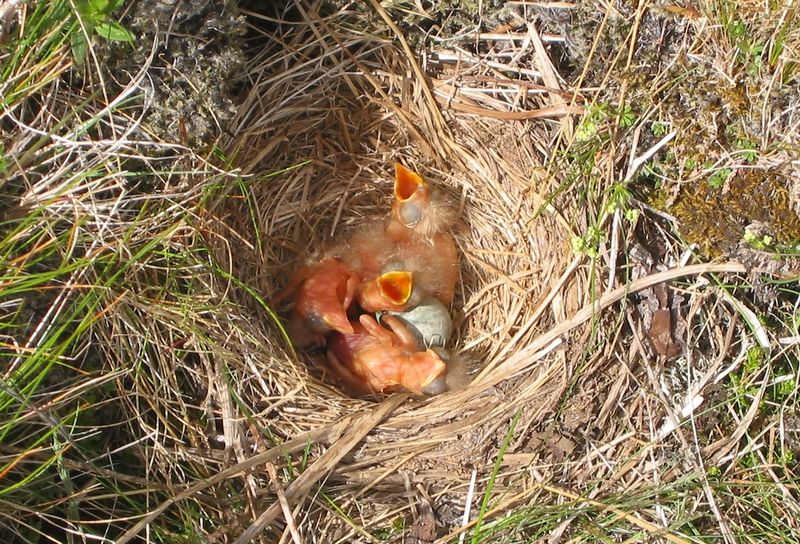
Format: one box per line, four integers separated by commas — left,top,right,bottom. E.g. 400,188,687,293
104,0,247,148
671,170,800,257
600,7,800,263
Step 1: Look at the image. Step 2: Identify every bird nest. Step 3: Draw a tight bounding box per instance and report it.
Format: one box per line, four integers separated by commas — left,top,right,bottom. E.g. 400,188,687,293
9,1,800,542
206,4,589,540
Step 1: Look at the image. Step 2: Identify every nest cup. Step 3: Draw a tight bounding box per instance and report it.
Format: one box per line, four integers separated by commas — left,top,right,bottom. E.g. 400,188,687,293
216,5,583,519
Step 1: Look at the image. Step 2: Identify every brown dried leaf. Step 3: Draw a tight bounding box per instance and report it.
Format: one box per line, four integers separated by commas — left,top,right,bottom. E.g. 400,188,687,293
648,309,681,358
663,4,702,19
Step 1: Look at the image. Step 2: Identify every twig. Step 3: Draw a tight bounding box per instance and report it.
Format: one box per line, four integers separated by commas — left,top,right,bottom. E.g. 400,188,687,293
233,394,407,544
623,129,677,183
477,32,565,43
432,49,543,79
477,262,747,383
508,1,576,6
458,469,478,544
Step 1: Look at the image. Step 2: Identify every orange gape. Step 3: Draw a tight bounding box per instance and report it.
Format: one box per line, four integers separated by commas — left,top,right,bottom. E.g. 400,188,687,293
357,270,415,312
276,257,361,348
326,314,447,396
384,163,459,306
327,228,413,312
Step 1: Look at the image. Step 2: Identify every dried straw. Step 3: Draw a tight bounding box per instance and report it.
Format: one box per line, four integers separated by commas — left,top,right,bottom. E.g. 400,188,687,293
194,1,762,540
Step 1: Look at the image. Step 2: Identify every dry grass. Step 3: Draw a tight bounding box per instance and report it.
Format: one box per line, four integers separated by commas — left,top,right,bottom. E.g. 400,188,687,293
3,0,800,542
206,2,583,537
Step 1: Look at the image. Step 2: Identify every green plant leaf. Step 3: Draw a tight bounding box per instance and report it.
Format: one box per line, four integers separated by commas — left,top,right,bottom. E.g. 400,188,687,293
106,0,126,13
95,21,133,42
71,31,87,65
75,0,104,25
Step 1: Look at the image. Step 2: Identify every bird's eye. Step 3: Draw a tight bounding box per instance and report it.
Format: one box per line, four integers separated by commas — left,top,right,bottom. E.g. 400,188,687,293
421,376,447,395
305,313,328,333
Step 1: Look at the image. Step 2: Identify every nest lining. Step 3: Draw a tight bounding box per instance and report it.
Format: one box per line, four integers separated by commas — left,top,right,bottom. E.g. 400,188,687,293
215,7,583,470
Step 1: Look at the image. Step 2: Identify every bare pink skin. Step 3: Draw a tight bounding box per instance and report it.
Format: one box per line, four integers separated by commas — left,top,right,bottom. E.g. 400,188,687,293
326,314,447,396
276,257,361,348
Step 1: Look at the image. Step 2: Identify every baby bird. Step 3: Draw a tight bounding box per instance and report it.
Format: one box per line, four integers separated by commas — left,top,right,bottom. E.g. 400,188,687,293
326,165,458,311
276,257,361,348
328,229,424,313
386,164,452,239
330,226,392,280
326,313,448,396
385,163,459,306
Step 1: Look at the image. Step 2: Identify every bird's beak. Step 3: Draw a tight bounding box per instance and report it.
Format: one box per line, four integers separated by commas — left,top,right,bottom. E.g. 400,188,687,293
322,312,354,334
394,164,429,228
394,163,427,202
377,270,413,305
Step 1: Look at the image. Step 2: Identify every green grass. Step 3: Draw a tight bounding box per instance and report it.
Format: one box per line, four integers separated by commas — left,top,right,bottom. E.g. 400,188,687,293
470,411,520,544
3,0,800,542
0,2,249,541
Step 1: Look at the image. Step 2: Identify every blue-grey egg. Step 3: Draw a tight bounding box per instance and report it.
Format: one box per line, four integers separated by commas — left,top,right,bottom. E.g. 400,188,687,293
380,296,452,349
